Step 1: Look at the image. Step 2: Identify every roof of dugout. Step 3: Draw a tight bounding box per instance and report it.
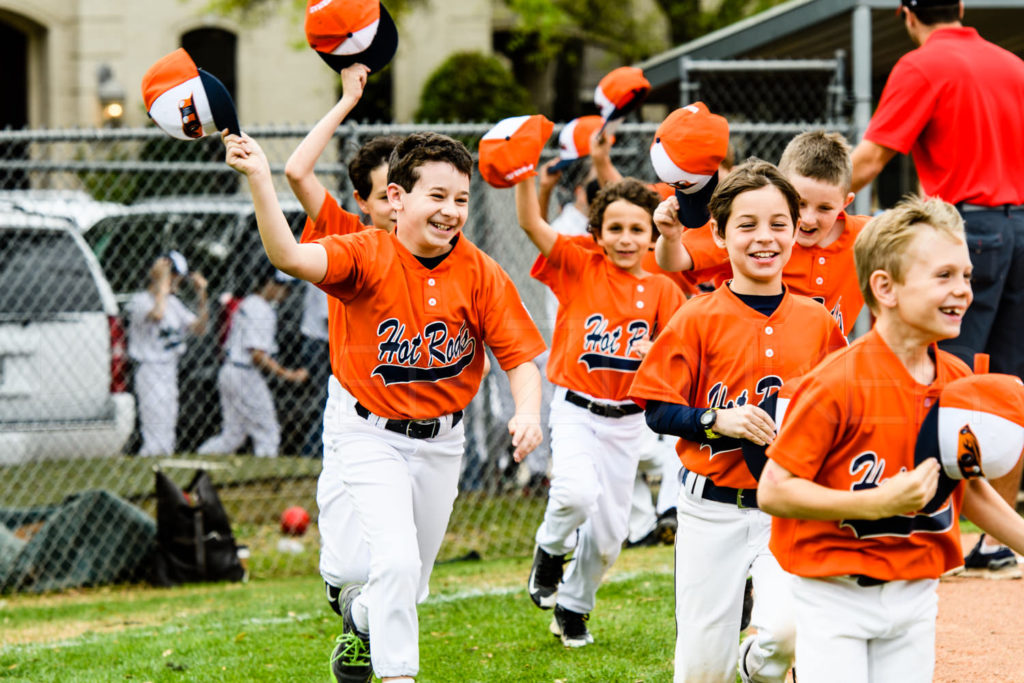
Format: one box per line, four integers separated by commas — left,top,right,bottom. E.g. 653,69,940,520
637,0,1024,94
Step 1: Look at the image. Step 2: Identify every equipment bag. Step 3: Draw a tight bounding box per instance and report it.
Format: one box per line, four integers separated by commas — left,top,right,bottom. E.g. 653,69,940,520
151,469,245,586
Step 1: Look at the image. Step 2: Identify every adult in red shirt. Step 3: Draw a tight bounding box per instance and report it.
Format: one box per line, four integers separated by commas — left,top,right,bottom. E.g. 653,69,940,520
850,0,1024,574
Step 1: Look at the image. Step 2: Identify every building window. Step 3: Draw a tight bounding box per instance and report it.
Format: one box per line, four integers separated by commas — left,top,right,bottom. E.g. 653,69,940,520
181,28,237,102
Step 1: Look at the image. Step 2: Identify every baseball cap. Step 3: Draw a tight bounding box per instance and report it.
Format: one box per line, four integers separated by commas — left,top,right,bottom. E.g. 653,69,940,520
165,250,188,277
915,373,1024,513
478,114,555,189
305,0,399,74
594,66,651,123
551,116,610,171
740,386,794,481
899,0,958,13
142,48,240,140
650,102,730,228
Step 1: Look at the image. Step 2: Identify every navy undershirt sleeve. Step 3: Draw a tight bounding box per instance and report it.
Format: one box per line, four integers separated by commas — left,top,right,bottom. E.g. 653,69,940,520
644,399,708,442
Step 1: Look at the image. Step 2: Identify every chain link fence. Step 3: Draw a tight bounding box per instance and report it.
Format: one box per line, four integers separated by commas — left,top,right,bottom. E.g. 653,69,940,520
0,69,853,592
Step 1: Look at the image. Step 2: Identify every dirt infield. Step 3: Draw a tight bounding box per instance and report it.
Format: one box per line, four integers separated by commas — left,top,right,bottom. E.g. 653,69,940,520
936,533,1024,682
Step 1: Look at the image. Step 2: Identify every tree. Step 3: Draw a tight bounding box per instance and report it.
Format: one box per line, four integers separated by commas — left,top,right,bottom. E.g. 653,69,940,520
414,52,533,123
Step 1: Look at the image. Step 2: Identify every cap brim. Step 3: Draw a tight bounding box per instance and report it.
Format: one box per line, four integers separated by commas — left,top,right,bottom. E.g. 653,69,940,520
674,170,718,229
740,391,778,481
551,157,579,172
317,4,399,75
915,400,960,514
198,69,239,136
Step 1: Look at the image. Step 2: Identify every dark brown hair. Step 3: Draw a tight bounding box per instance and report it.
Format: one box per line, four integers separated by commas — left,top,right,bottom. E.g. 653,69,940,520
708,158,801,239
587,177,661,239
349,135,402,199
387,132,473,192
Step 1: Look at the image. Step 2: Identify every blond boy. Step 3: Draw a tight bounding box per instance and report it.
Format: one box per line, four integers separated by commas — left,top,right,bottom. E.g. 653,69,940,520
758,196,1024,682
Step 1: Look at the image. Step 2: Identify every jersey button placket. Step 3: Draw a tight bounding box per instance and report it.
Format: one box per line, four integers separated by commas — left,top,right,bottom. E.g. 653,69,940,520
635,283,646,310
425,275,439,310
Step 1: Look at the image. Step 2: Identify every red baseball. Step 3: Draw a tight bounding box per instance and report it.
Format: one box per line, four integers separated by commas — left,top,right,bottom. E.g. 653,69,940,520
280,506,311,536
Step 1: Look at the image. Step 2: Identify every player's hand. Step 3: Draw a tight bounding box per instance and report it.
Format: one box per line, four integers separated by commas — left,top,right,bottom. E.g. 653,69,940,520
872,459,940,518
712,405,776,446
632,338,654,358
189,271,208,292
654,196,684,242
590,127,612,164
222,131,269,177
540,159,561,190
340,63,370,101
508,413,542,462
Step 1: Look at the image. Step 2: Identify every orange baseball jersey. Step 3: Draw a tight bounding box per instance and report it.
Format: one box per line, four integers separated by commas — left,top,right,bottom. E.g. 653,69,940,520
629,285,847,489
300,191,370,380
532,234,685,400
315,229,546,419
783,212,871,336
767,329,972,581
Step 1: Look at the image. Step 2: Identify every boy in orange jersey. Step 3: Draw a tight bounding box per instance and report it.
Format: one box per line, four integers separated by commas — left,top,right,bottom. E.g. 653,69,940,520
514,172,685,647
285,64,401,460
657,130,870,337
776,130,871,335
629,159,846,683
224,130,546,683
758,196,1024,683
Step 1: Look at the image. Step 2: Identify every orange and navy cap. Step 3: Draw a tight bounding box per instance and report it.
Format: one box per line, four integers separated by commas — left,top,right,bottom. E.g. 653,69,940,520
552,116,611,171
594,67,651,127
915,373,1024,513
305,0,399,74
478,115,554,189
650,103,729,228
141,48,239,140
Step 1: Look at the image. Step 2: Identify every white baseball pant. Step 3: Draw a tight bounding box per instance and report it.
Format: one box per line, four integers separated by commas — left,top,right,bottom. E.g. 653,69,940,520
135,361,179,456
534,385,644,615
628,430,681,542
791,575,938,683
674,476,795,683
197,363,280,457
318,376,463,679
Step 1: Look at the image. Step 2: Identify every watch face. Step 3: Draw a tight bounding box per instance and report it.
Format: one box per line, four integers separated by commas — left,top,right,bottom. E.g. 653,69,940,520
700,410,714,427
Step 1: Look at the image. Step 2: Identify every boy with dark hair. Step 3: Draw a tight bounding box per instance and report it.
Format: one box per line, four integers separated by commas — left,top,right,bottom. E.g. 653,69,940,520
227,128,546,682
513,169,685,647
758,195,1024,681
631,159,846,682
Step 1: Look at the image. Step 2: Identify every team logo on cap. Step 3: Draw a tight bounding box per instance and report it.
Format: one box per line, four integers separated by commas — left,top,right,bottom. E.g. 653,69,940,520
956,424,983,479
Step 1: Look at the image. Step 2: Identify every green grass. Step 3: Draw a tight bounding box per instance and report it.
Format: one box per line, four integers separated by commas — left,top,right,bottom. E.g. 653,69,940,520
0,546,677,682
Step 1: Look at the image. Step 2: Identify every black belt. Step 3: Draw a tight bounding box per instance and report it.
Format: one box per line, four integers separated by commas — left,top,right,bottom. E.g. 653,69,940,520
681,466,758,509
852,574,887,587
355,402,462,440
564,390,643,418
956,202,1023,217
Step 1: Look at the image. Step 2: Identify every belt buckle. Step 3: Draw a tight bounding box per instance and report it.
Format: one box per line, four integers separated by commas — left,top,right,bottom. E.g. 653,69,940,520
736,488,747,509
406,418,440,440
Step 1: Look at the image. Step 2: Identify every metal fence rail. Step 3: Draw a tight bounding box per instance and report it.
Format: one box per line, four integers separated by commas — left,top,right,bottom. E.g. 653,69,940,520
0,76,851,590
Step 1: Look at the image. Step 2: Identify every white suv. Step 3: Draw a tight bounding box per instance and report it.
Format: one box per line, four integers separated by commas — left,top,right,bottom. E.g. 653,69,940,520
0,210,135,463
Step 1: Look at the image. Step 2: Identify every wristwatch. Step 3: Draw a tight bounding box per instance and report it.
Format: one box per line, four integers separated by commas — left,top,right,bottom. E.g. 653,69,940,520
700,408,719,440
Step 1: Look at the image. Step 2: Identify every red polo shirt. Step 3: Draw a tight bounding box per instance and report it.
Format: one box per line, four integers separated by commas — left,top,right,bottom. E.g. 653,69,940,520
864,27,1024,206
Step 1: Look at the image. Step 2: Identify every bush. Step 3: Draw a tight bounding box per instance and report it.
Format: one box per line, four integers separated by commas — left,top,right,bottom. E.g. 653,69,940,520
415,51,533,123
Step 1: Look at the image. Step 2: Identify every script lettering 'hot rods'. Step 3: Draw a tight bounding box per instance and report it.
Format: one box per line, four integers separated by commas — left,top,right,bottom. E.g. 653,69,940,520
372,318,476,385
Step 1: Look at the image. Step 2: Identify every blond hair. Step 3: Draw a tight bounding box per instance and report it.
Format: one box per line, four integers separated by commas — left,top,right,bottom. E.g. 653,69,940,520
778,130,853,193
854,195,965,313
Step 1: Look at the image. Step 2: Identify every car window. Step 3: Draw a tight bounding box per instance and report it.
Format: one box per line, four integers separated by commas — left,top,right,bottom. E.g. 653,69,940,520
0,228,104,315
88,212,241,298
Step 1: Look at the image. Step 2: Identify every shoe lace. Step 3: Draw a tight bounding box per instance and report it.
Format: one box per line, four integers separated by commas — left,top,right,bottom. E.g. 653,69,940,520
332,632,370,667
